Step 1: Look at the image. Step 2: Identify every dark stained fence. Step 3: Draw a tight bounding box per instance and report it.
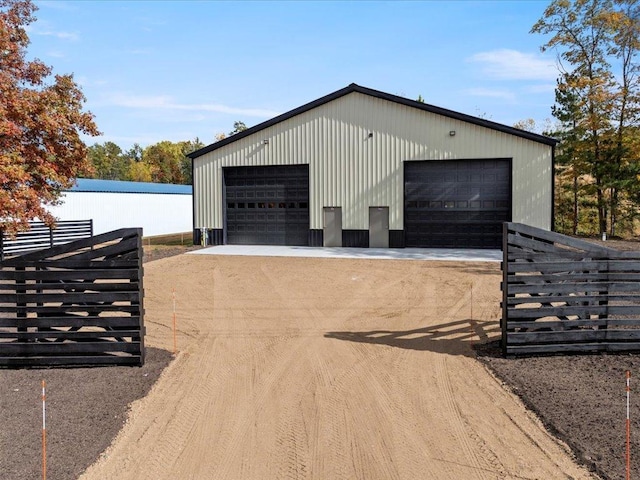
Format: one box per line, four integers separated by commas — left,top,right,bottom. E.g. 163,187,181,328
0,220,93,261
501,222,640,356
0,228,144,367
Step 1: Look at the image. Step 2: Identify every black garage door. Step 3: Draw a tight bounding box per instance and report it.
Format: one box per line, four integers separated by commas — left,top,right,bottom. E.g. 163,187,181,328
224,165,309,245
404,159,511,248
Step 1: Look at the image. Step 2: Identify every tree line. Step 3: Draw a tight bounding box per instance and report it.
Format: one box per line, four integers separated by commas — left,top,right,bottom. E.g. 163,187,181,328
532,0,640,238
85,122,248,185
85,140,202,185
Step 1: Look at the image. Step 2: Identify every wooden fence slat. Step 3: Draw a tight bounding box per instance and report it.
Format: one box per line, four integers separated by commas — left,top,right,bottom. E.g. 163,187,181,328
1,291,140,304
3,259,140,270
0,304,140,313
0,269,140,281
507,293,640,305
0,342,141,355
0,282,138,292
507,235,607,260
504,318,640,330
506,343,607,355
506,282,640,295
508,330,640,344
507,223,615,253
507,305,636,319
0,330,140,340
56,236,139,263
507,272,640,283
508,260,640,274
0,356,142,367
0,316,141,328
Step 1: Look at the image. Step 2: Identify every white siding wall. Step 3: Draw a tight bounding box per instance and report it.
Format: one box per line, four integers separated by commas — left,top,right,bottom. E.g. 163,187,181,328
47,191,192,237
194,92,552,232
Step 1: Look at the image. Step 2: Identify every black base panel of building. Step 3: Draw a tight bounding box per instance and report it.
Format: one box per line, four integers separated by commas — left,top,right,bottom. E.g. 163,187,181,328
193,229,224,246
309,230,405,248
309,229,323,247
196,229,405,249
389,231,404,248
342,230,369,247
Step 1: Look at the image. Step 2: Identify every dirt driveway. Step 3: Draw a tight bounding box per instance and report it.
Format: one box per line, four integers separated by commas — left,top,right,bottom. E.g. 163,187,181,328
80,254,594,480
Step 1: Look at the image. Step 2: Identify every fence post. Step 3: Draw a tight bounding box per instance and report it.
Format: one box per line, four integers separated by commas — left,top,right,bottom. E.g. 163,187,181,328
501,222,509,356
0,229,4,262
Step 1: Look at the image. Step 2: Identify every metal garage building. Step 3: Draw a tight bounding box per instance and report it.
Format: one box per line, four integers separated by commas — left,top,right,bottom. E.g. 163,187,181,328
188,84,556,249
47,179,192,237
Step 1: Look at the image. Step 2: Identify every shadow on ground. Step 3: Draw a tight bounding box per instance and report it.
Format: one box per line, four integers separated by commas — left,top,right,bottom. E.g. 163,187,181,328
325,318,501,357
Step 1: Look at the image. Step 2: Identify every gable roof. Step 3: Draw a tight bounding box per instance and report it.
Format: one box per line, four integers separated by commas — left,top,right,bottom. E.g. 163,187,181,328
187,83,556,159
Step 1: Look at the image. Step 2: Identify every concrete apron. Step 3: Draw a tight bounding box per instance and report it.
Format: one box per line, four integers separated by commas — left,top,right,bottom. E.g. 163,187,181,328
188,245,501,262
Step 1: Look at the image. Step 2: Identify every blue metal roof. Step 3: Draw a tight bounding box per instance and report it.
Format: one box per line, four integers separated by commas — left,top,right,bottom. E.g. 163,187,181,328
69,178,192,195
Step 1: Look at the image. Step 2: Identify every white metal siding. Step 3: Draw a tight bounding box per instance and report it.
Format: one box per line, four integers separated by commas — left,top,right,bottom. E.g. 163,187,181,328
194,92,552,232
47,191,193,237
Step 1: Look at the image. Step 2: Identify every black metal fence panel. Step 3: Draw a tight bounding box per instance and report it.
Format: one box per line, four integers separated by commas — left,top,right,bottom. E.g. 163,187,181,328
501,222,640,356
0,220,93,260
0,228,144,367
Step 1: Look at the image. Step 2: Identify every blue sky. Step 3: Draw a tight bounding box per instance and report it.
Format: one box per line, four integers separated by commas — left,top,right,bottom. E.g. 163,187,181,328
28,0,559,149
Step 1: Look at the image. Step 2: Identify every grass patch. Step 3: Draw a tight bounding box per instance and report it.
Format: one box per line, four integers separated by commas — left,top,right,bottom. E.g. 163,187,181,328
143,232,193,246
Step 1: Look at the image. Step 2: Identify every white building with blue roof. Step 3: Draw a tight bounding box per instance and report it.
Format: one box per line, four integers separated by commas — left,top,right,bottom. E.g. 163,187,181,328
46,178,192,237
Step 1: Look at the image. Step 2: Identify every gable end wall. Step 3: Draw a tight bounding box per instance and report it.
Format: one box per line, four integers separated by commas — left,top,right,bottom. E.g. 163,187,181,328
193,92,552,234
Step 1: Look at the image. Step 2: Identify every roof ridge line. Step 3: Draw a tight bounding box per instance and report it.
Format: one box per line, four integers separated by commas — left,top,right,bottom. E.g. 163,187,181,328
187,84,556,159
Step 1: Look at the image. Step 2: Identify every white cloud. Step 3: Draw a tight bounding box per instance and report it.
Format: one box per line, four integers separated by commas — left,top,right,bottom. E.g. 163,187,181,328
75,76,108,88
462,87,516,102
48,30,78,40
47,50,65,58
35,1,77,12
26,23,79,41
467,49,557,81
106,93,281,118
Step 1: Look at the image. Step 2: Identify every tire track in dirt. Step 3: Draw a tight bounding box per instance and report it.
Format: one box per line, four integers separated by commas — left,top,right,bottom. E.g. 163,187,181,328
318,340,447,479
303,334,394,479
141,343,217,477
125,261,242,478
83,259,299,479
273,355,312,480
211,335,316,478
435,355,491,478
430,274,509,479
355,349,442,480
137,334,303,478
80,255,596,480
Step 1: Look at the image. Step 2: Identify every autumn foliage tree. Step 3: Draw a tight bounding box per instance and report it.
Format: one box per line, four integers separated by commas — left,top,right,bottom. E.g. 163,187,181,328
0,0,99,234
86,138,204,185
533,0,640,236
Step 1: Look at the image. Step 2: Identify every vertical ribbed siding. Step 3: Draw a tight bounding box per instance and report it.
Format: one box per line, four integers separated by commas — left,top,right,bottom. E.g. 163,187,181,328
193,92,553,233
47,192,192,236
